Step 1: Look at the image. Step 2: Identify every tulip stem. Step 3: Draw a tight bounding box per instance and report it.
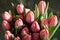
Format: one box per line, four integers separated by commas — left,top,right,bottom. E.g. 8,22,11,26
12,34,14,40
15,26,18,36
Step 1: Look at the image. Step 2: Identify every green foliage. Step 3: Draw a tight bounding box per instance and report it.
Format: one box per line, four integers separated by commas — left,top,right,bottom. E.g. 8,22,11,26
34,4,39,21
12,34,14,40
43,2,49,19
48,12,53,19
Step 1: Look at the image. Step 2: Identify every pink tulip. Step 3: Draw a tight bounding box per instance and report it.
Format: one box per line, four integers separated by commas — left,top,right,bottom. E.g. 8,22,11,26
2,11,12,22
40,18,48,29
2,20,10,30
5,31,12,40
40,29,49,39
14,36,21,40
15,18,23,29
48,15,58,27
32,33,40,40
16,4,24,15
20,27,29,37
38,1,46,15
31,21,40,32
26,11,34,24
22,34,31,40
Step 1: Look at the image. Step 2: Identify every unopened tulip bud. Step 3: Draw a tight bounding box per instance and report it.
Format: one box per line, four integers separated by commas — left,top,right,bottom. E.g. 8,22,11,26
2,11,12,22
48,15,58,27
38,1,46,15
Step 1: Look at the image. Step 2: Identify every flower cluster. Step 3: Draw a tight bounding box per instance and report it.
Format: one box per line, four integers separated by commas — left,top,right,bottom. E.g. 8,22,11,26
2,1,58,40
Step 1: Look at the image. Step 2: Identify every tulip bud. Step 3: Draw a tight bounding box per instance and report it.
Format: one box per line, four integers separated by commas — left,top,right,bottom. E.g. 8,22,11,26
15,18,23,29
26,11,34,24
22,34,31,40
20,27,29,38
48,15,58,27
2,11,12,22
40,29,49,40
31,21,40,32
40,18,48,29
38,1,46,15
16,4,24,15
14,36,21,40
2,20,10,31
32,33,40,40
5,31,12,40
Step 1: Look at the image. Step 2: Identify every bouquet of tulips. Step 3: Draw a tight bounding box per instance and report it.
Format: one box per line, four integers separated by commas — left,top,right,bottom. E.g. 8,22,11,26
2,0,60,40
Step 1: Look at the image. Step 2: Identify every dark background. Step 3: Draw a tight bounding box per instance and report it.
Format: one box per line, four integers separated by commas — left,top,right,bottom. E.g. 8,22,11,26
0,0,60,40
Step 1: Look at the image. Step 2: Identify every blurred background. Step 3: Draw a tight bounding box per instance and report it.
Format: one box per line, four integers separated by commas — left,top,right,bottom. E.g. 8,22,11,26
0,0,60,40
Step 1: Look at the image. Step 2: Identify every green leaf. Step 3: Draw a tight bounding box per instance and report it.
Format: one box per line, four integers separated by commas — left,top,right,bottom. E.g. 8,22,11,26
11,3,18,22
38,15,44,22
43,2,49,19
48,12,53,19
46,37,50,40
15,26,18,35
48,19,60,40
23,8,30,17
11,3,16,16
34,4,40,20
12,34,14,40
25,8,30,14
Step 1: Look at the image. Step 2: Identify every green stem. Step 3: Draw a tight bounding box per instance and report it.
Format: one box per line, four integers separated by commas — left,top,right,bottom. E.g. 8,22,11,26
12,34,14,40
15,26,18,35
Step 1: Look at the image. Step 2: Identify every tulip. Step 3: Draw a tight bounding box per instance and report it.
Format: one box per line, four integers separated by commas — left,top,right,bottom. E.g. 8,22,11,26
48,15,58,27
40,29,49,40
32,33,40,40
5,31,12,40
22,34,31,40
26,11,34,24
20,27,29,37
16,4,24,15
2,20,10,30
31,21,40,32
15,18,23,29
38,1,46,15
2,11,12,22
14,36,21,40
40,18,48,29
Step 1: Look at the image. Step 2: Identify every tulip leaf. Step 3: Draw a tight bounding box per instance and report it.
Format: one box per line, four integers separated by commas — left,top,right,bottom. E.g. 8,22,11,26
48,19,60,40
11,3,15,14
34,4,40,20
11,3,16,17
23,8,30,17
25,8,31,14
38,15,44,22
43,2,49,19
12,34,14,40
48,12,53,19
